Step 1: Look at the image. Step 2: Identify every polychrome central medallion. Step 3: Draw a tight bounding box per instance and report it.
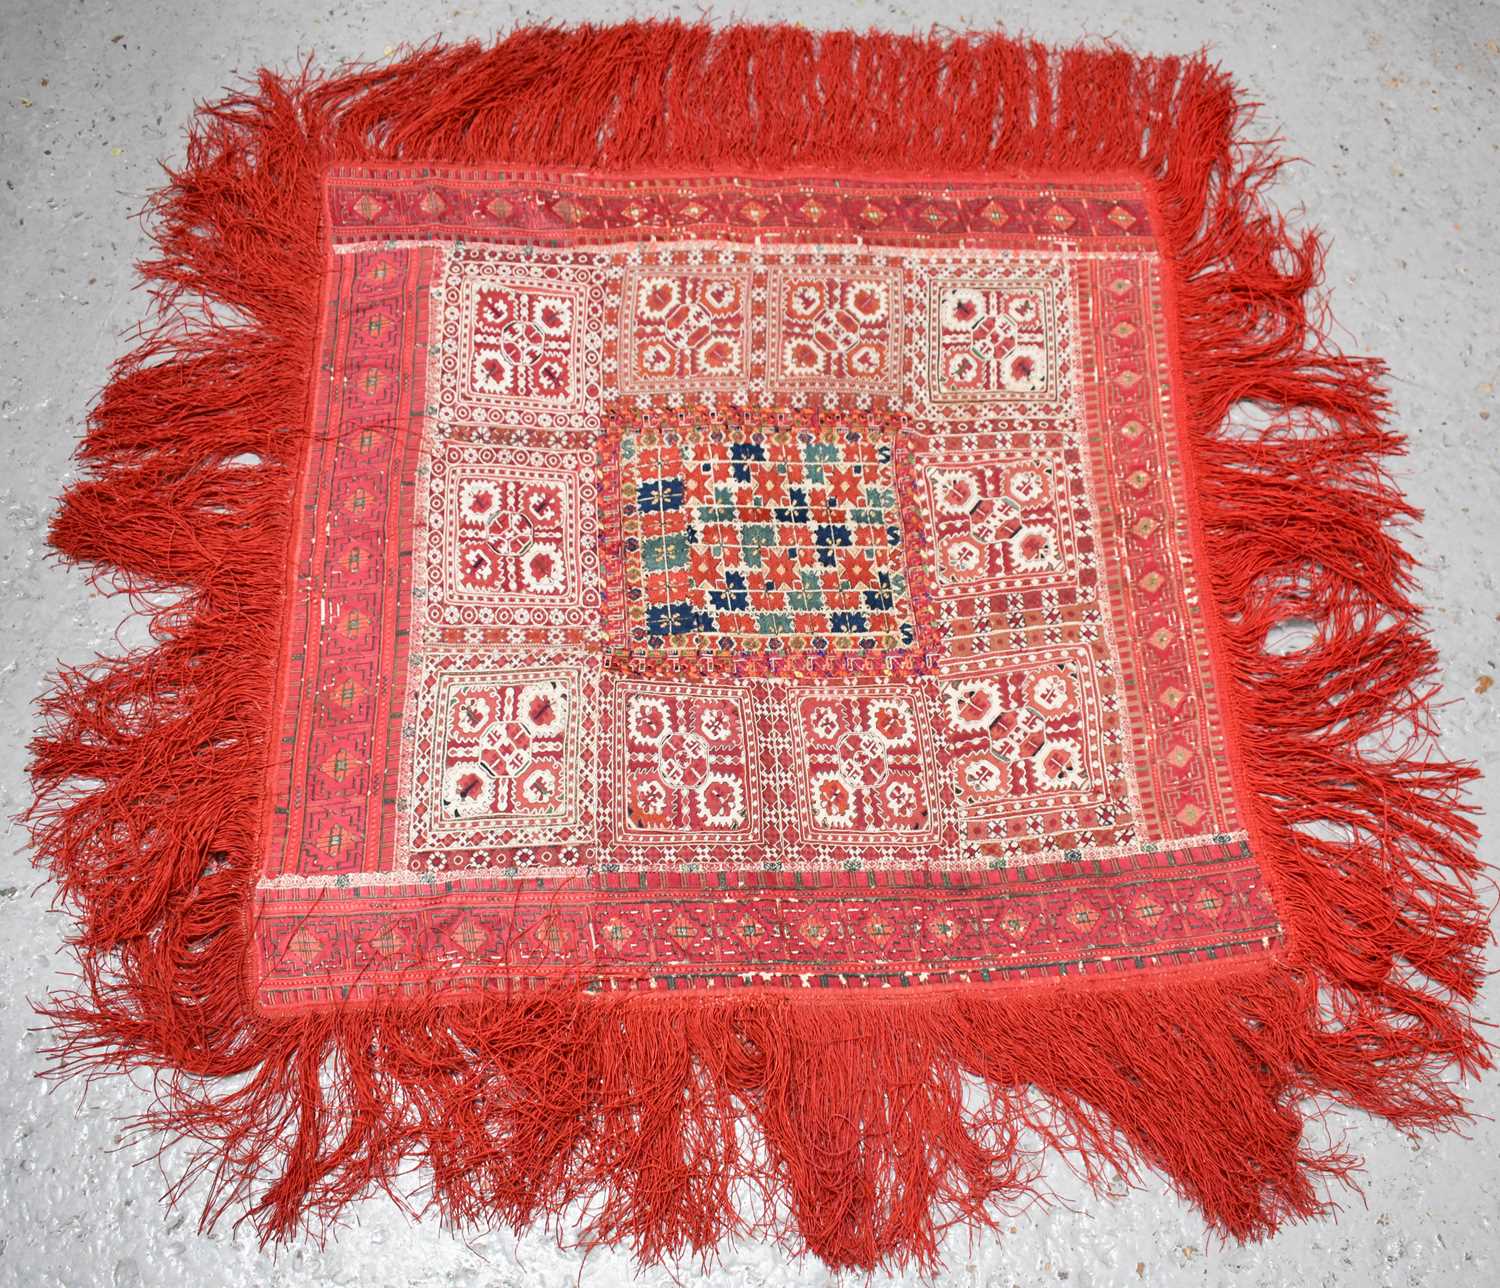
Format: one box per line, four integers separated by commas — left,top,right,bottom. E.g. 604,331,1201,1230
610,416,917,665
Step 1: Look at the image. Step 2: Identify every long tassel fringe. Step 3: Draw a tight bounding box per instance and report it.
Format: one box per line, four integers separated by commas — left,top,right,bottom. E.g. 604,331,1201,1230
25,22,1488,1272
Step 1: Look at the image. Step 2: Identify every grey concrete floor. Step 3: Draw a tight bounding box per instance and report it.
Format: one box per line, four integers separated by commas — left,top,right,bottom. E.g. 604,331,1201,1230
1,2,1497,1285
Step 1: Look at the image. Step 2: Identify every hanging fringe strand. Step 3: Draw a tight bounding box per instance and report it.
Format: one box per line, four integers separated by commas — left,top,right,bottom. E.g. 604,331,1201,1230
26,22,1487,1272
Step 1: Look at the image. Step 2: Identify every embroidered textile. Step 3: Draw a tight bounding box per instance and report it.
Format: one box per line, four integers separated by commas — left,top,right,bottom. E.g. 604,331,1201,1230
255,170,1269,1005
31,26,1485,1271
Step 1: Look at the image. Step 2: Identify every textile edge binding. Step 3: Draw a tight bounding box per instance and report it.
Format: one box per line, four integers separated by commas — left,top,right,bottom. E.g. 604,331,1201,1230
25,22,1489,1272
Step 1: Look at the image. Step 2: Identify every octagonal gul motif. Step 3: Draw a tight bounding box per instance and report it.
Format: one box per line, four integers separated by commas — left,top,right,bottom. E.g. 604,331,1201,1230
421,439,600,640
401,658,597,867
613,683,759,841
451,469,566,597
435,245,607,432
937,646,1136,860
430,671,575,829
790,688,939,843
768,268,902,397
619,268,753,393
920,454,1074,592
468,283,578,403
927,278,1059,404
439,678,568,821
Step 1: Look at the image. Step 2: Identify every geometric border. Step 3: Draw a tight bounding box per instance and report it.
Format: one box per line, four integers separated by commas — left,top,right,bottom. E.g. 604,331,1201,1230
253,834,1272,1005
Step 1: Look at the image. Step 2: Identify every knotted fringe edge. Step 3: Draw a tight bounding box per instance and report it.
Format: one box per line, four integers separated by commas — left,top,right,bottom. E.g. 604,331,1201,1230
25,21,1489,1273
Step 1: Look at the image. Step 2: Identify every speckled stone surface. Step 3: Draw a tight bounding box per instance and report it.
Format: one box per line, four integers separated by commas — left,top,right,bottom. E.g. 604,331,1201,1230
1,3,1496,1285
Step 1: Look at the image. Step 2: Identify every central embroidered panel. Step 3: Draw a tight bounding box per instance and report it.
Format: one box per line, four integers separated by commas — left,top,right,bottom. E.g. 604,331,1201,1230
252,170,1273,1008
608,416,917,666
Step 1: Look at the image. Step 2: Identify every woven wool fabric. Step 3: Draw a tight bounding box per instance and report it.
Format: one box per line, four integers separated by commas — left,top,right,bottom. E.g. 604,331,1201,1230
29,23,1488,1272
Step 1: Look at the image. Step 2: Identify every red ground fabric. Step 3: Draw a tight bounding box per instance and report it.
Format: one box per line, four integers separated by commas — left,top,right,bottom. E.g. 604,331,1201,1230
28,24,1488,1272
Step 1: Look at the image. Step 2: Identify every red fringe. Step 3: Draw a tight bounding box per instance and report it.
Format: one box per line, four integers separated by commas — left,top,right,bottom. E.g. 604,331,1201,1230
26,22,1489,1272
